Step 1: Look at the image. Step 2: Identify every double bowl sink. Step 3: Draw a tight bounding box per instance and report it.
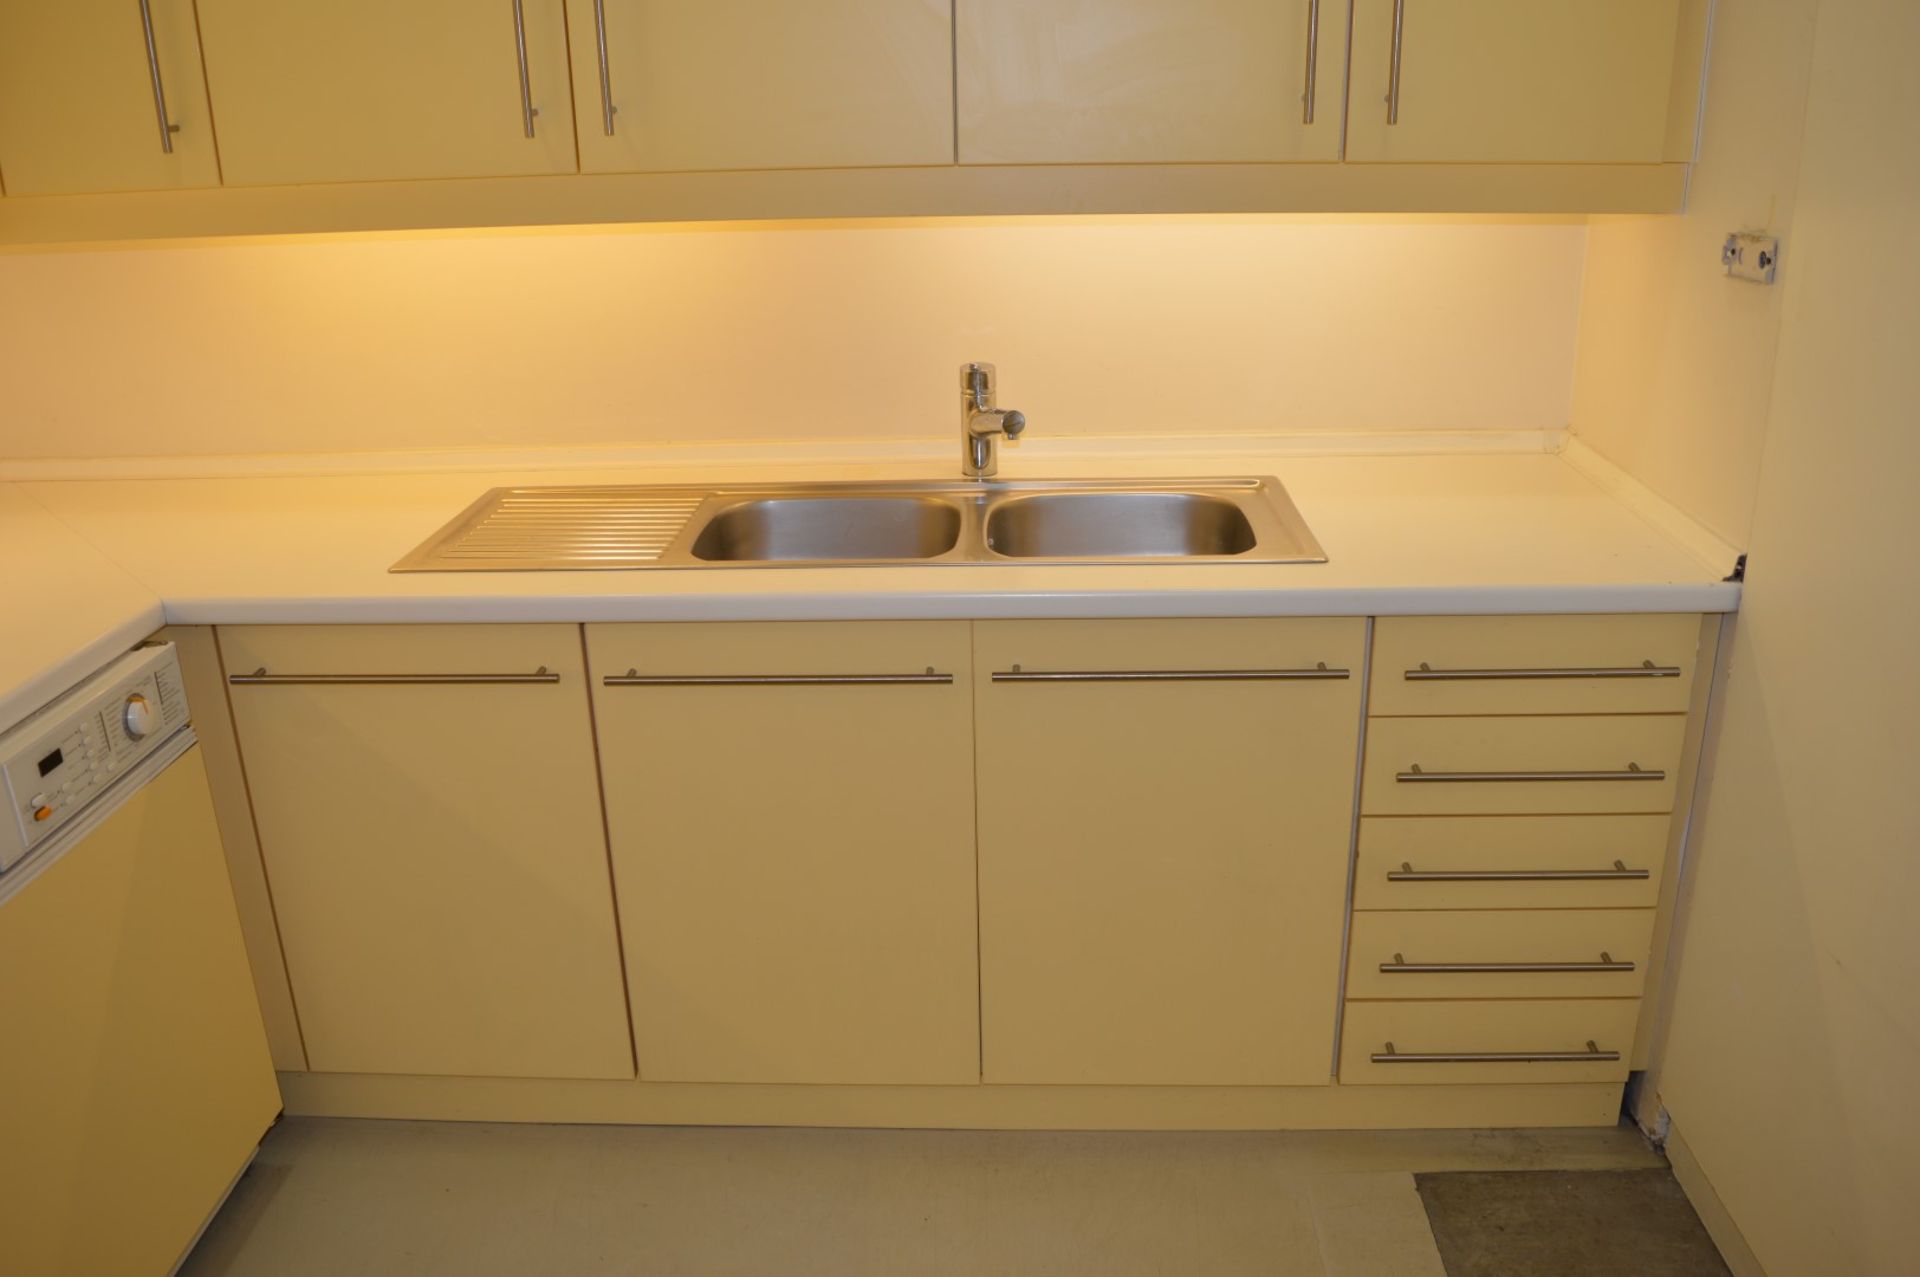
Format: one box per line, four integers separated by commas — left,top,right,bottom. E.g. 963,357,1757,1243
392,477,1325,572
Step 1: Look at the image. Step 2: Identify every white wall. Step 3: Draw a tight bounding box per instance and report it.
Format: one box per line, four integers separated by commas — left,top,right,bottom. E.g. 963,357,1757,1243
0,218,1586,462
1569,0,1818,548
1652,2,1920,1273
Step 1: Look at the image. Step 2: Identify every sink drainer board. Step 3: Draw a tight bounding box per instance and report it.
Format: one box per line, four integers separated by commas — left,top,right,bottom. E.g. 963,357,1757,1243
389,478,1327,572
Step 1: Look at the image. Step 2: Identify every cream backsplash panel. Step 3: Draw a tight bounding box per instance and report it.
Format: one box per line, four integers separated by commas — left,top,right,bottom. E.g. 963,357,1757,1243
0,220,1584,461
1568,0,1819,549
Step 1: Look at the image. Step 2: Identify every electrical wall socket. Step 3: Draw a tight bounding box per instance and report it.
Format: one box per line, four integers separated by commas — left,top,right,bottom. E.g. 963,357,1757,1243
1723,232,1779,284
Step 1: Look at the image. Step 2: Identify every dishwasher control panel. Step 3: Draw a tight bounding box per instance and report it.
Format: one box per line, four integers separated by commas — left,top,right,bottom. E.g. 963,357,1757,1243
0,644,190,874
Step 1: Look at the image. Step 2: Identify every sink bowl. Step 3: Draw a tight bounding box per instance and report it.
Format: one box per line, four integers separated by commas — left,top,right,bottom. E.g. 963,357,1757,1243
984,492,1258,559
690,497,962,563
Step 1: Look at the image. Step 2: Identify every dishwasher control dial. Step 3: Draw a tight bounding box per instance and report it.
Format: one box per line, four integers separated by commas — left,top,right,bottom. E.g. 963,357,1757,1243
122,694,156,741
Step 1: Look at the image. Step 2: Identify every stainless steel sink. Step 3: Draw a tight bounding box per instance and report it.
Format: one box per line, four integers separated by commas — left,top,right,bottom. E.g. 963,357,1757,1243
984,492,1257,559
392,477,1324,571
691,497,962,562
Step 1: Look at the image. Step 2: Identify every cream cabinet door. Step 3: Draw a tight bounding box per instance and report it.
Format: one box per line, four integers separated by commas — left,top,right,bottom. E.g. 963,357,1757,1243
957,0,1347,164
587,622,980,1085
974,618,1366,1085
196,0,576,186
569,0,954,174
0,0,219,195
222,625,634,1080
1347,0,1687,163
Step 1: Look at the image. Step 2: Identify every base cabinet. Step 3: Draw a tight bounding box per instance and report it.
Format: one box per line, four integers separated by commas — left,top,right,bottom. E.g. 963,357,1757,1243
203,612,1708,1130
587,622,981,1085
221,624,634,1080
973,618,1366,1085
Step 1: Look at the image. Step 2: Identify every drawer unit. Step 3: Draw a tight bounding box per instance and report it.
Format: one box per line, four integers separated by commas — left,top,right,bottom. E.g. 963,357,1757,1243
1339,999,1641,1086
1362,715,1687,816
1354,815,1671,910
1370,615,1701,716
1344,909,1656,1001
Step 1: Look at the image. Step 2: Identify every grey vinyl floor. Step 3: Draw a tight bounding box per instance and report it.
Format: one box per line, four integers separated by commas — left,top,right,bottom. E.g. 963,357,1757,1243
180,1118,1709,1277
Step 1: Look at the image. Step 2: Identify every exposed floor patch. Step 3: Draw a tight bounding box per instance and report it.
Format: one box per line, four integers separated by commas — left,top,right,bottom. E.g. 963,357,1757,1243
1416,1167,1733,1277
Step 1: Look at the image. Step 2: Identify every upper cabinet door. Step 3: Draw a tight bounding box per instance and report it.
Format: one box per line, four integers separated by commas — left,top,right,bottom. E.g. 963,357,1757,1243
569,0,954,174
0,0,220,195
957,0,1347,164
196,0,577,186
1346,0,1687,163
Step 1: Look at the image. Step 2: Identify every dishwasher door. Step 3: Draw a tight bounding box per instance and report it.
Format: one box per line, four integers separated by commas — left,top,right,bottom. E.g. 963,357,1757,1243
0,741,281,1277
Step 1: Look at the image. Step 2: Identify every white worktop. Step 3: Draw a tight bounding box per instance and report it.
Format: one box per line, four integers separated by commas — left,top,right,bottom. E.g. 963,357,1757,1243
1,450,1739,736
0,486,165,736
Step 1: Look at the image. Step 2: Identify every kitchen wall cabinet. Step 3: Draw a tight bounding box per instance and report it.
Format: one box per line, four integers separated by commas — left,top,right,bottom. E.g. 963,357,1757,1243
568,0,954,174
1346,0,1692,163
587,622,980,1085
221,624,633,1080
195,0,577,186
0,0,220,195
956,0,1348,164
973,618,1366,1085
0,0,1705,240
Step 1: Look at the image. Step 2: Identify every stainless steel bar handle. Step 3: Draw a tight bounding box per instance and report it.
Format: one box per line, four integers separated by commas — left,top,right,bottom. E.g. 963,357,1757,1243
1372,1040,1620,1065
1381,951,1635,975
593,0,616,135
994,663,1350,683
605,669,953,687
1396,763,1665,784
231,667,561,686
1406,660,1681,682
1389,859,1651,883
512,0,539,138
1302,0,1321,124
1386,0,1407,124
138,0,180,154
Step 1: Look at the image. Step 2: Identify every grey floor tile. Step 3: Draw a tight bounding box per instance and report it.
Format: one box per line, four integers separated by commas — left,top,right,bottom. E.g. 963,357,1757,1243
180,1119,1670,1277
1310,1173,1449,1277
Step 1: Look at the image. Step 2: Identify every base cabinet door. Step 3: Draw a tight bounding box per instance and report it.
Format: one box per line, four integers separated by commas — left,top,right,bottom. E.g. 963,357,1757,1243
588,622,980,1085
1346,0,1689,164
222,625,634,1080
0,0,220,195
974,618,1366,1085
569,0,955,174
196,0,577,186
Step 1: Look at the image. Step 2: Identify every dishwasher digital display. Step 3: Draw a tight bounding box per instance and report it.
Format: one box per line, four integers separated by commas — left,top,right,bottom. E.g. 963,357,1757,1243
38,748,63,777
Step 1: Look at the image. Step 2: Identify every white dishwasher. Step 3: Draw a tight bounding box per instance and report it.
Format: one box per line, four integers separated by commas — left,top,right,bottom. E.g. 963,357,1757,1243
0,643,281,1277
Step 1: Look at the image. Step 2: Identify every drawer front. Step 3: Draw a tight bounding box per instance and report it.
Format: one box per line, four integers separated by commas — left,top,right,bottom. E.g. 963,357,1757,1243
1354,815,1670,910
1370,615,1701,716
1339,999,1640,1086
1362,715,1686,815
1345,909,1655,1000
